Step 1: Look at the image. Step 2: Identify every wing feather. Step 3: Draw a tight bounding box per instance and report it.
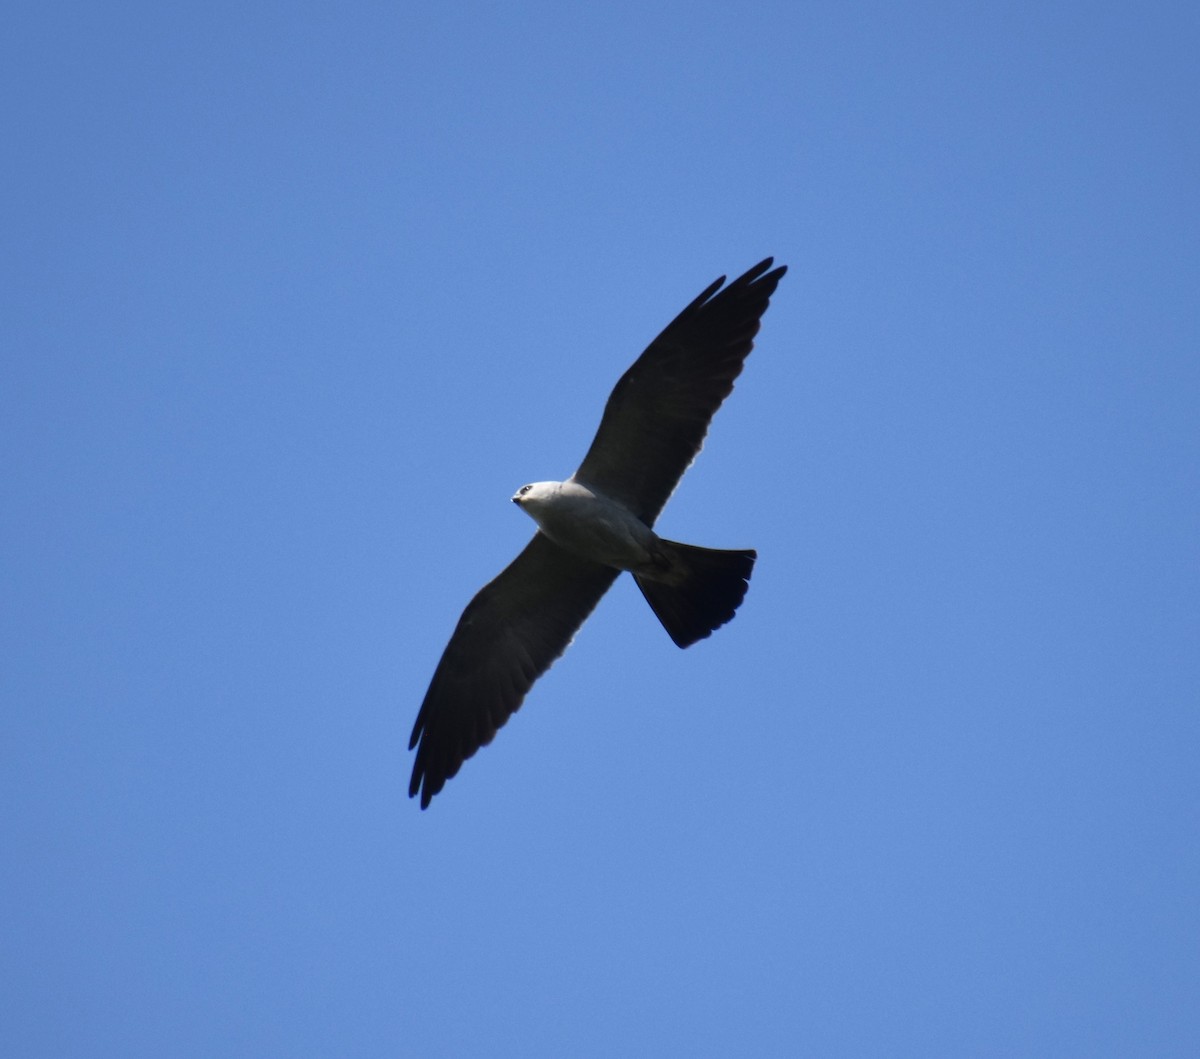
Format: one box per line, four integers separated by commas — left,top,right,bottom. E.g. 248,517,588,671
408,532,619,808
572,258,787,525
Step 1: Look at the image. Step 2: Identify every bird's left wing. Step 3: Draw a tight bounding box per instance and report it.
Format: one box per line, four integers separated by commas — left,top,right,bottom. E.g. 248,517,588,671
409,531,619,808
572,258,786,526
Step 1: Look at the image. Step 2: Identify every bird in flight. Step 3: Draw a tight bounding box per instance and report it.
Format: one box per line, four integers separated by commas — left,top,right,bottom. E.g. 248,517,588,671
408,258,787,808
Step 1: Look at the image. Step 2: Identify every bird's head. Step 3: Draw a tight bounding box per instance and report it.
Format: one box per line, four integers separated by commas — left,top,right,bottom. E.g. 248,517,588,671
511,481,559,509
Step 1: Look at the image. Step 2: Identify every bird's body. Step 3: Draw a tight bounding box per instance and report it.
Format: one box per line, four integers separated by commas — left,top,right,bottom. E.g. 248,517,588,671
512,480,660,575
408,258,787,808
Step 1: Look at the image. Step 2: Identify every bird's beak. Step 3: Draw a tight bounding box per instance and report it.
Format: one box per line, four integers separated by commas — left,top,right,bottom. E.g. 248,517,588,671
511,496,521,505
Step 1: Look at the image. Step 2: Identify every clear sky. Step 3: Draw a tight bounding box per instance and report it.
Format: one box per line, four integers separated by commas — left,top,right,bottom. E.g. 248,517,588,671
3,2,1197,1055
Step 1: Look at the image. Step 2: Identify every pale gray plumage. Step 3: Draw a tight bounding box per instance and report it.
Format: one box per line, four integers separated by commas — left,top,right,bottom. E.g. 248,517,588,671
408,258,786,808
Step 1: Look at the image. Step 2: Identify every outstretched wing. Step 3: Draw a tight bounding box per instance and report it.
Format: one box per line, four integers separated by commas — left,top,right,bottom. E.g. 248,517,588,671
572,258,787,525
409,532,619,808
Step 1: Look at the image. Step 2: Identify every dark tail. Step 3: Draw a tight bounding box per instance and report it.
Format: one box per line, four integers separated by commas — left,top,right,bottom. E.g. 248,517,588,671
633,540,756,648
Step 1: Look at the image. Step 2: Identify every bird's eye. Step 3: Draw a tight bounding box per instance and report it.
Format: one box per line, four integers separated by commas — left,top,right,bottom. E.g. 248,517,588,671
520,485,531,494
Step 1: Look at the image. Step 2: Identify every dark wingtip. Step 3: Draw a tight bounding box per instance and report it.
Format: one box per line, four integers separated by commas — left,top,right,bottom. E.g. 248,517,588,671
409,768,438,809
704,258,787,307
742,257,787,288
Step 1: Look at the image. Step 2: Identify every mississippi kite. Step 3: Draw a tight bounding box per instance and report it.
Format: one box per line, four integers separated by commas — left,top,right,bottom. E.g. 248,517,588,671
409,258,787,807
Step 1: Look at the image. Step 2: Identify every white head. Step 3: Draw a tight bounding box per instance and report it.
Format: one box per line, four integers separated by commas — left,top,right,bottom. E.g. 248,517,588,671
511,481,561,511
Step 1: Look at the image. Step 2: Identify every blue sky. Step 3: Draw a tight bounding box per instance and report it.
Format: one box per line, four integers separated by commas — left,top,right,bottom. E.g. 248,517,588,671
3,1,1197,1055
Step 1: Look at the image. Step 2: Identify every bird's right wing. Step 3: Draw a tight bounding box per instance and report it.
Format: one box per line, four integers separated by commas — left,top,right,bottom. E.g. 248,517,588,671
409,532,619,808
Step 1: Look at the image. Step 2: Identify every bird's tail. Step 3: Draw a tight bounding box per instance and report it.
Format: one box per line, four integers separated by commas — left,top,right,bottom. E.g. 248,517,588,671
633,540,756,648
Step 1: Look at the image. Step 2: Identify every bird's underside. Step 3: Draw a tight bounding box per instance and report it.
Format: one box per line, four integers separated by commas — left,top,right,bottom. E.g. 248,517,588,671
408,258,787,808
